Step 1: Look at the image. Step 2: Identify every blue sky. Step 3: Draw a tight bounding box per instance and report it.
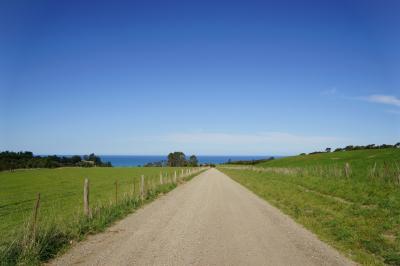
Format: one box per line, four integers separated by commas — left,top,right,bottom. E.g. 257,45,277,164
1,0,399,155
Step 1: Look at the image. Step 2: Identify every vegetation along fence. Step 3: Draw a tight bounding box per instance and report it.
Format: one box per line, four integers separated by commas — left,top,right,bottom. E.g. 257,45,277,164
220,162,400,184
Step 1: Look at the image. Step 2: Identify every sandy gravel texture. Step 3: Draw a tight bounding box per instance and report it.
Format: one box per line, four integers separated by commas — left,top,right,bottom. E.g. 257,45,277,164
49,168,355,266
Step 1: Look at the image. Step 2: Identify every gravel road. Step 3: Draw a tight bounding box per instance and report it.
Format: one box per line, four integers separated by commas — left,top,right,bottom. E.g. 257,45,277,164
49,168,355,266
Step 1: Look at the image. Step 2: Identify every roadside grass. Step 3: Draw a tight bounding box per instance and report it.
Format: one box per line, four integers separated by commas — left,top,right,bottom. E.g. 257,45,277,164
0,167,205,265
218,148,400,266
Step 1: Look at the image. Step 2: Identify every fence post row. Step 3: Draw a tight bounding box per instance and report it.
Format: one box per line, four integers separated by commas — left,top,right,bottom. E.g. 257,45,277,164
76,168,206,218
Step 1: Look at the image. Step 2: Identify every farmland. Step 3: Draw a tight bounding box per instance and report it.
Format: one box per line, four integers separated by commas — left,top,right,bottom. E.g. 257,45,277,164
0,166,204,264
219,148,400,265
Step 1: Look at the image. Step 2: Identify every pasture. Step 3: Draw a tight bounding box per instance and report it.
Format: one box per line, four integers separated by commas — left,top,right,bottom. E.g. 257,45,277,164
0,166,203,264
219,148,400,265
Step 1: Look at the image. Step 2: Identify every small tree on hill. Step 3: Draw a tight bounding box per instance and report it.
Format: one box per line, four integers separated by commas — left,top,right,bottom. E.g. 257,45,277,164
167,152,187,167
188,155,198,167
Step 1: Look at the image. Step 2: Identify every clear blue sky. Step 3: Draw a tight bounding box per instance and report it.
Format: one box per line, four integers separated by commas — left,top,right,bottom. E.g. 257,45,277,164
1,0,399,155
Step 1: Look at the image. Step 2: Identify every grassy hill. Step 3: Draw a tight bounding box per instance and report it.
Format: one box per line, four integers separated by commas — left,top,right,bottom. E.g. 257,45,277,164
219,148,400,265
257,148,400,184
258,148,399,167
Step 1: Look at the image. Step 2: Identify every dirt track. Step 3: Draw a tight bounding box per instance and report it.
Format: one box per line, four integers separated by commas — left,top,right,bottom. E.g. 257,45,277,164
50,168,354,266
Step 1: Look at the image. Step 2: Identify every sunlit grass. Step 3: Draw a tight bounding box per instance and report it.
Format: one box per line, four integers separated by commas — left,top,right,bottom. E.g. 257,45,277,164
0,167,205,265
219,148,400,265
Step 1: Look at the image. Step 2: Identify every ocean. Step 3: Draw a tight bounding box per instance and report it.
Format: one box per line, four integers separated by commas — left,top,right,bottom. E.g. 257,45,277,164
99,155,278,167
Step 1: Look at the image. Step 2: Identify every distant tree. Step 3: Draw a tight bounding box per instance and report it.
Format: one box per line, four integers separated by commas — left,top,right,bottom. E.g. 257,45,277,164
222,156,274,165
144,160,165,167
86,153,102,165
167,152,187,167
71,155,82,164
188,155,198,167
378,144,392,149
44,156,59,168
325,148,331,153
366,144,375,149
309,151,324,155
22,151,33,158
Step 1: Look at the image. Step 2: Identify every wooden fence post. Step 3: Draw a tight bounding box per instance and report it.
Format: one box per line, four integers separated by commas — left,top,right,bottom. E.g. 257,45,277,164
115,180,118,204
132,178,135,195
174,171,177,183
83,178,91,217
345,163,350,178
140,175,145,201
160,172,163,185
371,162,377,178
31,193,41,241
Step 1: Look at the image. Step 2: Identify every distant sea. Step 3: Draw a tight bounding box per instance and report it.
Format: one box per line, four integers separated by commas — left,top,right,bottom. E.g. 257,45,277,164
99,155,281,167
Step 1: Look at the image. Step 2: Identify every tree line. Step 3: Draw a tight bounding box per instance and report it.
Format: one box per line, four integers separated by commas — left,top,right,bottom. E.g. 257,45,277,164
0,151,112,171
224,156,275,165
303,142,400,155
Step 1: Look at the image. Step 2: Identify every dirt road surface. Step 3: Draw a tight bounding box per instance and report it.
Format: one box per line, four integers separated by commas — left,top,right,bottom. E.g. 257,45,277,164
50,168,354,266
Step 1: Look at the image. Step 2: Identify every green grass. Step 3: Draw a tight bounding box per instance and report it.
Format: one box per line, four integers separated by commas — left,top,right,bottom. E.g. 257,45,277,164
260,148,399,168
0,167,203,265
219,148,400,266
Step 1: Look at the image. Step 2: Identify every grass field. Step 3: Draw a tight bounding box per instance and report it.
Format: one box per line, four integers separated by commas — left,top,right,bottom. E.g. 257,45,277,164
219,148,400,265
259,148,399,168
0,166,203,265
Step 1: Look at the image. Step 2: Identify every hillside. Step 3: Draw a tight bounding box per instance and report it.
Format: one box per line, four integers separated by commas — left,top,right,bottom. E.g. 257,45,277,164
258,148,400,168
